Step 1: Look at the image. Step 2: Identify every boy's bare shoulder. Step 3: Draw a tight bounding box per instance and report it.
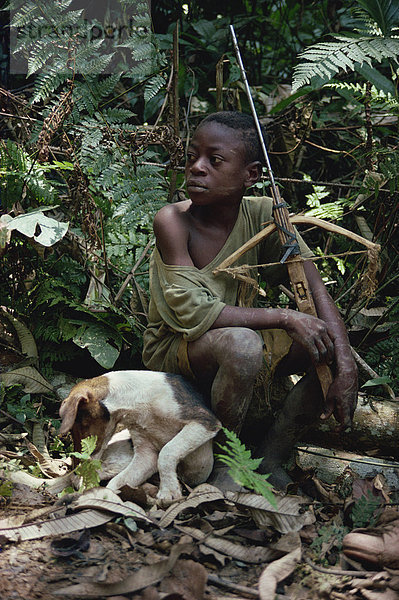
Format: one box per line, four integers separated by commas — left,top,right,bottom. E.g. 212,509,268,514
153,201,193,266
154,200,190,224
153,201,191,239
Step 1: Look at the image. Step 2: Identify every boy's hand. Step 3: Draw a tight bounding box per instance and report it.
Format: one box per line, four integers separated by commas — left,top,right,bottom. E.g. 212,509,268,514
321,360,358,431
283,310,358,430
282,310,335,366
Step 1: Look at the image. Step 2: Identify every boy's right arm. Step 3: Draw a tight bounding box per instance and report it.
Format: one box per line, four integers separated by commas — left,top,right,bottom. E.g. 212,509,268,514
153,203,194,267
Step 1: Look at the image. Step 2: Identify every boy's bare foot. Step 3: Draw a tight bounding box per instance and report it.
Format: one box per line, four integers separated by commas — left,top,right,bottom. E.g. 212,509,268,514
265,466,294,491
207,464,244,493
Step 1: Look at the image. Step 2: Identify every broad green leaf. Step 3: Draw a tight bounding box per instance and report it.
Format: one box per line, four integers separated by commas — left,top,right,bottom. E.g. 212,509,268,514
355,63,396,94
362,375,392,387
73,324,120,368
5,211,69,247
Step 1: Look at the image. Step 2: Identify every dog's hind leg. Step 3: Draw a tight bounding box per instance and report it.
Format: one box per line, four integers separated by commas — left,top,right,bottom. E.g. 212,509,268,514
157,422,217,507
179,439,214,486
107,445,158,491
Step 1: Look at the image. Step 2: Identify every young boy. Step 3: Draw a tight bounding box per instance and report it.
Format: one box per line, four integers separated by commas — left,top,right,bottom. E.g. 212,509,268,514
142,111,358,488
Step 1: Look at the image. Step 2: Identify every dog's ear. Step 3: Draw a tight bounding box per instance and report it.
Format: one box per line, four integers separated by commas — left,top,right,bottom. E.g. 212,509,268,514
59,393,90,436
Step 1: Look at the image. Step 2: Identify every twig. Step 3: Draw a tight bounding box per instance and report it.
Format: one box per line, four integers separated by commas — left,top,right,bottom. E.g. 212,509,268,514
304,557,378,577
207,574,258,598
0,408,30,428
296,446,399,469
136,164,392,192
0,112,38,121
351,347,396,400
99,210,110,291
114,238,154,306
358,296,399,349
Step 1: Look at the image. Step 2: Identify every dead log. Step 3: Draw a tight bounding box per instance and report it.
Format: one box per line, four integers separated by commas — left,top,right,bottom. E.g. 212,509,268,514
296,445,399,495
305,397,399,459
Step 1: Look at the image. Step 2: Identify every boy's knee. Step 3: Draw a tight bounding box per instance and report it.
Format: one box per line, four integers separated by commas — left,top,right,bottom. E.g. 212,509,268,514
217,328,263,374
188,327,263,383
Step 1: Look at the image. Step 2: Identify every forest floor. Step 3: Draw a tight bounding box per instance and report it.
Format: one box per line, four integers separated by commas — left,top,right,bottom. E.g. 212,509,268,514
1,425,399,600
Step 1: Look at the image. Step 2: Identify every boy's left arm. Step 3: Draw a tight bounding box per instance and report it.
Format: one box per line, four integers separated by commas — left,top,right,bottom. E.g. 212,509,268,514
304,260,358,430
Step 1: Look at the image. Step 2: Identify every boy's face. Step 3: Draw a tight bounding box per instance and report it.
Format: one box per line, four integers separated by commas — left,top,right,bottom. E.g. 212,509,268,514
185,122,259,207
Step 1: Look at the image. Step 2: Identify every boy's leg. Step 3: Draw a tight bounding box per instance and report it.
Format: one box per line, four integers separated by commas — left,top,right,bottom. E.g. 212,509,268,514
187,327,264,433
257,342,324,487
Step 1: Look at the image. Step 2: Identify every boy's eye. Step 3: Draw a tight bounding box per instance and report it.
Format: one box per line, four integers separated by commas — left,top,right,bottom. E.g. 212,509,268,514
186,152,196,162
210,156,223,165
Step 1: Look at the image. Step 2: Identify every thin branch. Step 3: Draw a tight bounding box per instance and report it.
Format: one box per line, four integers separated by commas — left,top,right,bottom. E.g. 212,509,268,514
207,574,258,598
114,238,154,306
304,557,378,578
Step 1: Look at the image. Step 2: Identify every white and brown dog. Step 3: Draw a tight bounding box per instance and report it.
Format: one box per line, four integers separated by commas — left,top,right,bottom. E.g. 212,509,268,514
59,370,221,506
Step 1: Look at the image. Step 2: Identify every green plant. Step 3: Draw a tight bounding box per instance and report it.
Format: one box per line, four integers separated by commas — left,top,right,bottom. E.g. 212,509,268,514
216,428,276,507
5,392,37,424
311,523,350,559
351,491,383,528
292,0,399,92
61,435,102,494
0,140,69,211
0,480,13,499
363,303,399,392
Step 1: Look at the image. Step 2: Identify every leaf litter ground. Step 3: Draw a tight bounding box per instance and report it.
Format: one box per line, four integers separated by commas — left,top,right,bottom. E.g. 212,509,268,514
1,447,399,600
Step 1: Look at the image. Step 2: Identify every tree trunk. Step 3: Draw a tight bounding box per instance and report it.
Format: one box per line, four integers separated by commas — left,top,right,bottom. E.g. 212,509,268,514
305,398,399,459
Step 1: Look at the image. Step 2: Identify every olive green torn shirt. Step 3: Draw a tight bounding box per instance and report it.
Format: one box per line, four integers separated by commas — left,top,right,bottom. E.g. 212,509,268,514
142,196,313,373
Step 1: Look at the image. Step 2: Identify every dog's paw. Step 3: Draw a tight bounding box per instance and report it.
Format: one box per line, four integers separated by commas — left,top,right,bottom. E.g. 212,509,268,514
156,486,183,508
106,474,127,491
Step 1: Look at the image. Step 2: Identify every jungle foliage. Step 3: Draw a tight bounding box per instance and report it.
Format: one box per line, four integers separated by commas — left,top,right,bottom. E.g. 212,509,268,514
0,0,398,425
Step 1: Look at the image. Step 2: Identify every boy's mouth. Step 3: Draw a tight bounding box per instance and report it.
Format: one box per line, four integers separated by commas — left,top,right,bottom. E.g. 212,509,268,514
187,180,207,190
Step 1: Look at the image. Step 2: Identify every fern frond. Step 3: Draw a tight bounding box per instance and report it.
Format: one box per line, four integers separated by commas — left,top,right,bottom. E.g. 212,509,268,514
80,54,114,76
31,66,69,104
10,2,42,28
98,107,136,123
88,73,121,102
27,42,60,77
144,74,166,102
293,35,399,91
131,40,156,61
326,79,399,113
216,428,277,507
355,0,399,36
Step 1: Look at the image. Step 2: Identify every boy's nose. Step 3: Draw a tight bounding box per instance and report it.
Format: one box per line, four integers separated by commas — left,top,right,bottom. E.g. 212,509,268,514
189,157,207,174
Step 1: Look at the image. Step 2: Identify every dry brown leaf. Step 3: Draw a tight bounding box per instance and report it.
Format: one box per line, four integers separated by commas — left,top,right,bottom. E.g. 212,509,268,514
0,515,26,529
160,559,208,599
271,531,303,554
226,492,314,533
26,440,69,477
0,488,155,542
177,525,278,564
7,468,73,494
258,545,301,600
199,543,227,566
159,484,224,528
71,487,154,524
360,590,399,600
54,542,194,597
1,365,53,393
0,508,114,542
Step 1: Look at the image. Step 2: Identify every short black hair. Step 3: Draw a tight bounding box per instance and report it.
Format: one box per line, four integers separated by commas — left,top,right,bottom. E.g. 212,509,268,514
197,111,267,165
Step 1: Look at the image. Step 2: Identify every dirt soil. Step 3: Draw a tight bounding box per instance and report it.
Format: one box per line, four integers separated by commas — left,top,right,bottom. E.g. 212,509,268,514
1,470,399,600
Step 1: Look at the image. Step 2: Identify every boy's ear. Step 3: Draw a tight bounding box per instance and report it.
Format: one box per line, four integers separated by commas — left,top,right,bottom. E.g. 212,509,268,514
244,161,262,188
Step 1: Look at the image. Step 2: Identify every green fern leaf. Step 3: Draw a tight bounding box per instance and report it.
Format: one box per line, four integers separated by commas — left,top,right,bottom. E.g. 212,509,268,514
293,35,399,91
216,428,277,507
144,74,166,102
